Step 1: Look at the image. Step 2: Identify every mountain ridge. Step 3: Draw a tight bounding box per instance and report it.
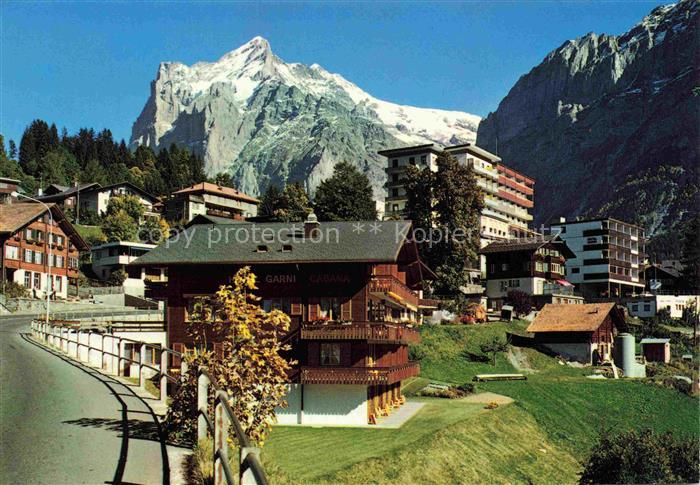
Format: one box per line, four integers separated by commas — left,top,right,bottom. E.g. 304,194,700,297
130,36,481,198
476,0,699,255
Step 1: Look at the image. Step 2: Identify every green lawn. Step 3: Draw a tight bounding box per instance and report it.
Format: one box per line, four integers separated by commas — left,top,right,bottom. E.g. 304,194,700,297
483,377,698,456
256,322,699,483
264,398,580,484
74,224,105,243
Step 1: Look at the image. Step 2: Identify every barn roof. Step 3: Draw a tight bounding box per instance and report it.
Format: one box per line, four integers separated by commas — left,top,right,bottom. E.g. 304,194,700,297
526,303,620,333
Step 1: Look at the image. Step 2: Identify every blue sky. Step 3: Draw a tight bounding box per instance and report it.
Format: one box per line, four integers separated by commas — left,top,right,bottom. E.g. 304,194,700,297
1,1,661,146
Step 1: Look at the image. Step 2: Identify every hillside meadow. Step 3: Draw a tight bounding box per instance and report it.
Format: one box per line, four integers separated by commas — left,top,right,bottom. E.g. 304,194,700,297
257,322,699,484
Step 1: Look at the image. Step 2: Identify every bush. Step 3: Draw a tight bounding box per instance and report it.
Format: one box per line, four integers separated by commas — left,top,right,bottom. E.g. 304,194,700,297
107,269,127,286
1,281,29,299
506,290,532,317
579,428,699,484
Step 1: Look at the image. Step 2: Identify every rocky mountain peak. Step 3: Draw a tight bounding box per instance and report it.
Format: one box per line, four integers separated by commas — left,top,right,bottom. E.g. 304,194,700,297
130,37,480,199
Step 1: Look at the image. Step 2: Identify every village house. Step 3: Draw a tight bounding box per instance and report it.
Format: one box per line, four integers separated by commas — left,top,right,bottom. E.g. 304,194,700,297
78,182,159,219
626,294,700,319
163,182,259,223
0,202,88,299
480,235,581,310
549,217,645,299
131,215,435,426
643,260,688,293
526,302,624,364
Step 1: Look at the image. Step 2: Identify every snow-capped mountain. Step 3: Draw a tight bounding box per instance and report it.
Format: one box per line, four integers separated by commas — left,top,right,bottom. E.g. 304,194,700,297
130,37,480,197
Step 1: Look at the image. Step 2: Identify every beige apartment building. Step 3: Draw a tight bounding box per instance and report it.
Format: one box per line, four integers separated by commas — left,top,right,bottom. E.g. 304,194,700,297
379,143,536,274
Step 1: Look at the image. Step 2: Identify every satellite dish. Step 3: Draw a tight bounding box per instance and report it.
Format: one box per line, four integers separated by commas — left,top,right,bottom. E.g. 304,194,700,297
650,280,662,290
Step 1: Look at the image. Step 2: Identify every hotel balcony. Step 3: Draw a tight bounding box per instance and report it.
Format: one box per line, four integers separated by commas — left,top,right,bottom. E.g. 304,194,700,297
301,322,420,344
369,275,420,309
300,362,420,385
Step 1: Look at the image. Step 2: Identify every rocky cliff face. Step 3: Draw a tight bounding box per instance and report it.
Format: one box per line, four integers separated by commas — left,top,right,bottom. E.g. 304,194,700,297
130,37,480,198
477,0,699,256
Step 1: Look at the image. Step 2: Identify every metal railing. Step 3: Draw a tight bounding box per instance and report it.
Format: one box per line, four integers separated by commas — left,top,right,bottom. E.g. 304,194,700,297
197,367,268,485
30,320,183,405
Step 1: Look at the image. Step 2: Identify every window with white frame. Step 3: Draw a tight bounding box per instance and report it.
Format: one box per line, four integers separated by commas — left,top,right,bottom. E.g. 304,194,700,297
24,272,31,287
33,272,41,289
5,246,18,260
24,249,32,263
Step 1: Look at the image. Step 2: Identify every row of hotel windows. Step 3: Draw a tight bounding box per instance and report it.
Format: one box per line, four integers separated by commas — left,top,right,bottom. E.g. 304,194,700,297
4,246,78,268
611,266,639,278
22,271,63,292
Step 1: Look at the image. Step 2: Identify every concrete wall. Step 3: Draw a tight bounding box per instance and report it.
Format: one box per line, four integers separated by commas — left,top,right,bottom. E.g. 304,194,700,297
486,277,546,299
627,295,700,319
276,384,368,426
540,342,592,364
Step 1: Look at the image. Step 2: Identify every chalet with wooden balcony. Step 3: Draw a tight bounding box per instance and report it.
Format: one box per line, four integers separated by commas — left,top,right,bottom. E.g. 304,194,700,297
481,235,579,310
130,214,436,426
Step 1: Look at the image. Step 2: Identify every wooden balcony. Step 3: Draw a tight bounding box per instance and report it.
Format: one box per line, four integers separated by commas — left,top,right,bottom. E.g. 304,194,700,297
369,275,420,309
300,362,420,385
301,323,420,344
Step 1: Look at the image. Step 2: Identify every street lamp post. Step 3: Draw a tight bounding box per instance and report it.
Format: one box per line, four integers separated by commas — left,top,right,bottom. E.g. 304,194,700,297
12,192,53,324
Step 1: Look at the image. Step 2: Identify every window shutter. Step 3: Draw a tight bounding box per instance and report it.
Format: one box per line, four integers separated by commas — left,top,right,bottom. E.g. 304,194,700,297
341,300,352,321
290,298,302,316
308,298,319,321
172,343,184,367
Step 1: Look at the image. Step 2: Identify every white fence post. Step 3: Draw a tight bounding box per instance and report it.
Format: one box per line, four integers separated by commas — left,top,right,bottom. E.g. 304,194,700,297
160,350,169,405
198,370,210,442
214,400,229,485
139,343,147,390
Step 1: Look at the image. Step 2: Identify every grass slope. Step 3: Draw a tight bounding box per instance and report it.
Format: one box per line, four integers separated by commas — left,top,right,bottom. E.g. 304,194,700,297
258,323,699,483
482,378,699,456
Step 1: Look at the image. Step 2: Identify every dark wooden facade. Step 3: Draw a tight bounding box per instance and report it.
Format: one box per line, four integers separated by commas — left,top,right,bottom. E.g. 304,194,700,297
164,259,427,423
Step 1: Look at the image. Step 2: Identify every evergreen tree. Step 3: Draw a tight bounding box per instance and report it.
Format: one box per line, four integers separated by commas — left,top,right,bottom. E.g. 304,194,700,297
8,140,16,159
314,162,377,221
259,184,283,219
680,212,700,292
403,152,484,295
214,172,234,187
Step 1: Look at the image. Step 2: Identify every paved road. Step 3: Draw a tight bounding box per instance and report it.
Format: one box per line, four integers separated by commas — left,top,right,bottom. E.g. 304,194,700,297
0,315,171,484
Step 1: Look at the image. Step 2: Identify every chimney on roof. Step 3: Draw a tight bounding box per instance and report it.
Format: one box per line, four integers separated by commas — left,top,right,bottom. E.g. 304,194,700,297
304,212,320,238
37,187,43,196
559,217,566,223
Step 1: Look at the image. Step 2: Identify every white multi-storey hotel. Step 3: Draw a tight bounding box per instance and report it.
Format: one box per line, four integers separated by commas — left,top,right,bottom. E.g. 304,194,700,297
380,143,535,277
549,217,645,299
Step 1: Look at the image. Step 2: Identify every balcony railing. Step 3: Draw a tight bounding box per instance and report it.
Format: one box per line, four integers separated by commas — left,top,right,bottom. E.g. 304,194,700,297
369,275,420,308
301,323,420,344
542,284,578,296
300,362,420,385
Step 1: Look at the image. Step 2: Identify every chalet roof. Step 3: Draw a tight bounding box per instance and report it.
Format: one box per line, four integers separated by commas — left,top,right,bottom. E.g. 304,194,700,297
37,182,101,202
644,263,681,279
173,182,260,204
480,235,575,258
0,202,89,251
83,182,158,203
131,220,415,267
526,303,619,333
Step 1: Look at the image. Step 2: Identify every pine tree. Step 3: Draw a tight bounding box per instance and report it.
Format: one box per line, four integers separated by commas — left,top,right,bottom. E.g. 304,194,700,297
259,184,283,219
314,162,377,221
277,183,312,222
403,152,484,295
8,140,17,159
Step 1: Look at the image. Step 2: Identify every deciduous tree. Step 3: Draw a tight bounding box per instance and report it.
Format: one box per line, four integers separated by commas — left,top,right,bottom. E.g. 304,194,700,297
165,267,294,444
